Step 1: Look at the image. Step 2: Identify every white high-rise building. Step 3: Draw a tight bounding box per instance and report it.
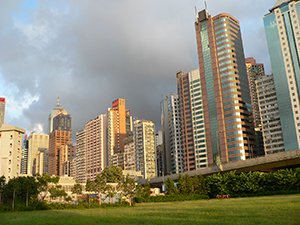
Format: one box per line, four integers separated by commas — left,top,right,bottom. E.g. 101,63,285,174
134,120,156,179
0,124,25,180
161,94,183,175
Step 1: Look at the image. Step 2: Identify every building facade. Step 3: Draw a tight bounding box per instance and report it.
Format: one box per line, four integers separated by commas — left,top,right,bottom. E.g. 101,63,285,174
264,0,300,151
124,135,135,171
76,129,86,183
245,57,265,127
176,69,208,171
161,94,183,174
27,133,49,175
0,124,25,180
134,120,156,179
85,114,107,181
106,98,132,166
256,75,285,154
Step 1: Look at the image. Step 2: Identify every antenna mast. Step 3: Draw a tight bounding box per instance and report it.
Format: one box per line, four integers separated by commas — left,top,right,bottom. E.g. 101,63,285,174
195,6,199,23
205,1,207,11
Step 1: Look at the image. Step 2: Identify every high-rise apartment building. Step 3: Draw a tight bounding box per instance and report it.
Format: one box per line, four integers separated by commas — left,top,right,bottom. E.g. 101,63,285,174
256,75,285,154
76,129,86,183
194,10,256,166
85,114,107,181
264,0,300,151
124,135,135,171
0,124,25,180
245,57,265,127
0,98,5,127
161,94,183,174
27,133,49,175
134,120,156,179
106,98,132,166
21,135,29,174
176,69,208,171
48,97,63,134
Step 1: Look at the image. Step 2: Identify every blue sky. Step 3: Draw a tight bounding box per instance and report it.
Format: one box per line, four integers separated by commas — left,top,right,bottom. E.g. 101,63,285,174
0,0,276,140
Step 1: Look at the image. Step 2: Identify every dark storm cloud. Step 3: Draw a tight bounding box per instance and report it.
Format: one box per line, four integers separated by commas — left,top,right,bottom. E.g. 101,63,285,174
0,0,276,141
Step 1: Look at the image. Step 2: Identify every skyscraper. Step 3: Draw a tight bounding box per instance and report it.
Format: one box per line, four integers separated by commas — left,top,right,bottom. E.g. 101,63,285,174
85,114,107,181
106,98,132,166
48,104,72,176
48,97,63,134
27,133,49,175
194,10,256,166
176,69,208,171
256,75,285,154
160,93,183,174
0,98,5,127
245,57,265,128
75,129,86,183
264,0,300,151
134,120,156,179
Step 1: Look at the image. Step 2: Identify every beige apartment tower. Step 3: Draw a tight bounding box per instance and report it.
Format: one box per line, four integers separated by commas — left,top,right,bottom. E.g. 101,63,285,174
0,124,25,180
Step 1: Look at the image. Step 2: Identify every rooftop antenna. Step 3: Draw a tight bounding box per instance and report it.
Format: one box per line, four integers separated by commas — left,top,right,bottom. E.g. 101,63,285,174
57,96,60,105
195,6,199,23
205,1,207,11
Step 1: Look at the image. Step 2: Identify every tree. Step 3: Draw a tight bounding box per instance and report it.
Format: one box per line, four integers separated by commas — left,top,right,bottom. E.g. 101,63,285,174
3,177,20,210
94,174,107,205
165,177,177,195
193,174,207,195
72,180,83,198
35,174,60,201
105,185,116,203
85,179,94,206
101,166,123,183
136,181,151,198
23,176,38,206
49,185,67,201
120,174,136,205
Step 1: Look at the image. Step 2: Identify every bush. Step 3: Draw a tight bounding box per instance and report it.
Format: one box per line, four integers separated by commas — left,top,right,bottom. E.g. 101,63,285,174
133,194,209,203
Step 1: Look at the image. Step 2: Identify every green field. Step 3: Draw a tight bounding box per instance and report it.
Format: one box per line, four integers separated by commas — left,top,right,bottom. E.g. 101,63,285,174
1,195,300,225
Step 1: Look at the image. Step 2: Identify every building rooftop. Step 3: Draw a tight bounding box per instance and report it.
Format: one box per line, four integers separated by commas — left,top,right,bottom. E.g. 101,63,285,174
0,124,25,133
270,0,296,12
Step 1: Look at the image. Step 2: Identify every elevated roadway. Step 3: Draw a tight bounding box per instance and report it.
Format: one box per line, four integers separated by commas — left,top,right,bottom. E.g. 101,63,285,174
139,149,300,188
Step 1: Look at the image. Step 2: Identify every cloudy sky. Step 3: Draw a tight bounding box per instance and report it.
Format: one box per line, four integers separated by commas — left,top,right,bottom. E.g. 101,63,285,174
0,0,276,142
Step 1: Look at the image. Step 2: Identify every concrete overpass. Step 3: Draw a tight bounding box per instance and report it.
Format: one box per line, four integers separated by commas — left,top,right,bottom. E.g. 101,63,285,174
140,149,300,187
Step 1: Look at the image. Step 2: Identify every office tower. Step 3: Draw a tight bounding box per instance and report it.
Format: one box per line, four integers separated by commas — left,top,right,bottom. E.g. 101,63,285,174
27,133,49,175
76,129,86,183
85,114,107,181
48,97,63,134
176,69,208,171
53,108,72,142
106,98,132,166
256,75,285,154
0,98,5,127
160,94,183,174
48,130,71,176
0,124,25,180
20,135,29,174
264,0,300,151
124,135,135,171
194,10,256,167
48,104,72,176
245,57,265,127
134,120,156,179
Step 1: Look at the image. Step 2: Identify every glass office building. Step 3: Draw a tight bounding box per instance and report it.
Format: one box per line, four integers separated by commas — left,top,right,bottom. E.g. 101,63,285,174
264,0,300,151
195,10,256,165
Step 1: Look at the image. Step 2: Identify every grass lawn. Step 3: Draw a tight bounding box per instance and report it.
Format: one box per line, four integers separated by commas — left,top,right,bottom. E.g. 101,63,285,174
1,195,299,225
